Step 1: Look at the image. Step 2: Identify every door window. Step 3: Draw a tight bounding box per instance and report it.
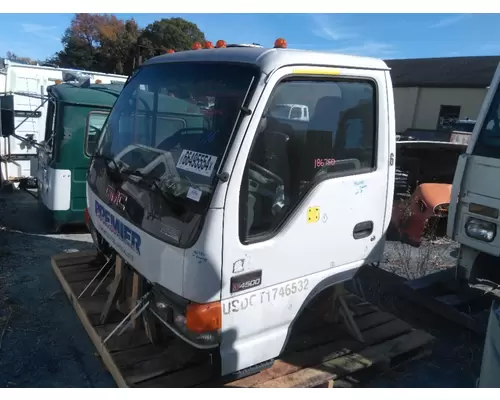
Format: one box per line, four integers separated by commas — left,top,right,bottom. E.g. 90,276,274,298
240,77,377,242
85,111,109,156
437,105,461,132
472,86,500,158
44,100,57,149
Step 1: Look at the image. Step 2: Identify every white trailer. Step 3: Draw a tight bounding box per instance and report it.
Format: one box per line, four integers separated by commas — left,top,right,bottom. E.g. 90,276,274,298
0,59,127,182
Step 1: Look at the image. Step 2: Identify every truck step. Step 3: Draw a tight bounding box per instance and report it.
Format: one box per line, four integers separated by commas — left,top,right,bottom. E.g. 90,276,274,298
400,267,498,335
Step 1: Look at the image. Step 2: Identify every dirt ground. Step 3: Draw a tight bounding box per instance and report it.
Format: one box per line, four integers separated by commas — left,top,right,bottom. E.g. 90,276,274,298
0,188,485,387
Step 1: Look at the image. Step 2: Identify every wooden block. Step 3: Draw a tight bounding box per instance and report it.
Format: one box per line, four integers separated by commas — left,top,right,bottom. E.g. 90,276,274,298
131,272,141,329
52,252,435,389
135,362,215,388
255,330,433,388
52,250,98,267
100,274,122,325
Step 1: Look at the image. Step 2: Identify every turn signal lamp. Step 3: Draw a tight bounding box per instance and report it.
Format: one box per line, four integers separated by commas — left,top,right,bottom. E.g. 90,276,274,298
95,79,102,84
204,41,214,49
186,301,222,333
192,42,202,50
55,79,62,85
274,38,287,48
216,40,227,48
166,49,175,54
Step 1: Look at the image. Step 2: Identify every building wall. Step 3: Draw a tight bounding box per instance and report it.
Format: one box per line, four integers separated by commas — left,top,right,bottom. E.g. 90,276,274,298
394,86,488,133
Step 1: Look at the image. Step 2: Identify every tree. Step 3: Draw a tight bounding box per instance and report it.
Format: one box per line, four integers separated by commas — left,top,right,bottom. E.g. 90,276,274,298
55,13,140,75
15,15,207,75
138,18,206,61
5,52,38,65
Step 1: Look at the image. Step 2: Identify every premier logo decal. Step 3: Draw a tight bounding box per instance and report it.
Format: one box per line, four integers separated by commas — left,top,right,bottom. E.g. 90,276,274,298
95,200,141,255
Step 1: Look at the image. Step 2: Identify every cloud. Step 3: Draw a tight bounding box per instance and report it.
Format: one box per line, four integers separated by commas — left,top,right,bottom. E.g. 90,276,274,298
20,23,60,41
331,41,396,58
429,14,470,29
310,14,358,41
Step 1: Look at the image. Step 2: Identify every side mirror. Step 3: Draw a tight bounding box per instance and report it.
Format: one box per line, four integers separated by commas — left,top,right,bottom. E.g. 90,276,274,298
0,95,15,138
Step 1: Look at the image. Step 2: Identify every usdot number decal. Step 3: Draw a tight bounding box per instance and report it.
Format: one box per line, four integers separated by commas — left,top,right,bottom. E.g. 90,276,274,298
223,278,309,315
176,149,217,177
260,278,309,303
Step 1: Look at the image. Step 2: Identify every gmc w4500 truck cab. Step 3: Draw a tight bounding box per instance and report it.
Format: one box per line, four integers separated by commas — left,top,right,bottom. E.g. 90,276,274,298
86,38,396,377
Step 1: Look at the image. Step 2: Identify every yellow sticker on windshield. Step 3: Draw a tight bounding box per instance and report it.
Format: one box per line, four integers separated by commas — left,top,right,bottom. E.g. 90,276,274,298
307,207,320,224
293,68,341,76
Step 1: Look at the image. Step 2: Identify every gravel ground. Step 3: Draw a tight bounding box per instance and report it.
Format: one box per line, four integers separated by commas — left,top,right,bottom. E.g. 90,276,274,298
0,188,485,387
0,189,115,387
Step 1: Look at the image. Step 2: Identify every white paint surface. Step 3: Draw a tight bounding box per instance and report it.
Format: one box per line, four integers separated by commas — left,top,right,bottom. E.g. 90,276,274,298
38,166,71,211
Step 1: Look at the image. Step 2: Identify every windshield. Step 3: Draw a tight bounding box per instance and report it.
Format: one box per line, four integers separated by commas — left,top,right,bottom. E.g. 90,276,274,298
472,86,500,158
96,61,259,203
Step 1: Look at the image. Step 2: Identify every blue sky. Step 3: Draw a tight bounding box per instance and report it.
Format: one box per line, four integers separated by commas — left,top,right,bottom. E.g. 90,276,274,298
0,13,498,62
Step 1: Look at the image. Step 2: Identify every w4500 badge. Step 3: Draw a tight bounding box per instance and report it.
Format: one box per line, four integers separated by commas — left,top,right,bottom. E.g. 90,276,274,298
176,149,218,178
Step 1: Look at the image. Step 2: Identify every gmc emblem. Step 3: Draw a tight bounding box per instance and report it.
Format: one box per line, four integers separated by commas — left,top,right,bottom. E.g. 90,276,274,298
106,185,127,210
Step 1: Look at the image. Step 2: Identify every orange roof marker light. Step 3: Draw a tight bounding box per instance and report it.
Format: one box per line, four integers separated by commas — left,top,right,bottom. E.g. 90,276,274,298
166,49,175,54
95,79,102,84
215,40,227,48
192,42,202,50
274,38,287,49
204,41,214,49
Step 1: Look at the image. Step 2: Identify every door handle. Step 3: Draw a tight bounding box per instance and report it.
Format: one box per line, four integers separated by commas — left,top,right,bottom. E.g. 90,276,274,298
353,221,373,240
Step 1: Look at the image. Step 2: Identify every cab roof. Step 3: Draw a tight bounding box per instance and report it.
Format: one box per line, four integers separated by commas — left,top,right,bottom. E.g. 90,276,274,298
47,83,124,108
143,47,390,74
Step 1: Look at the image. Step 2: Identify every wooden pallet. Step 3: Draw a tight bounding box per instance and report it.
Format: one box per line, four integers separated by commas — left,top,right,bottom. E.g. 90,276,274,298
399,267,500,335
51,250,435,388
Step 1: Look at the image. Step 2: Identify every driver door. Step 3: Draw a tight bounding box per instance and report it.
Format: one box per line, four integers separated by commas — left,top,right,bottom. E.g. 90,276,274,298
219,65,393,375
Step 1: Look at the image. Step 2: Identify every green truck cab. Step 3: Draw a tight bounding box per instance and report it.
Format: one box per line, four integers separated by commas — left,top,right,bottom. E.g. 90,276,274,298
37,82,124,232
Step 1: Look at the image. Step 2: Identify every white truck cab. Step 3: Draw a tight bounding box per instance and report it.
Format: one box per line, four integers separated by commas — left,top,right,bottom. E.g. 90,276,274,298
448,62,500,283
86,38,396,377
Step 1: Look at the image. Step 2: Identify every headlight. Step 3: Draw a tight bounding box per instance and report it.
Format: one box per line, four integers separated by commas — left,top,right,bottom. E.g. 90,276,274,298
465,217,496,243
152,286,220,348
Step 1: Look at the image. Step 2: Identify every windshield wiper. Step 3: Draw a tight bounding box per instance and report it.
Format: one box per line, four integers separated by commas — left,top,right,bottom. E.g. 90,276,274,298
92,153,123,182
120,168,189,216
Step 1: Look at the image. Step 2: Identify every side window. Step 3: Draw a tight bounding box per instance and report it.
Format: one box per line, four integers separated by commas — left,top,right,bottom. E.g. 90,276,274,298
473,87,500,158
43,100,57,159
85,111,109,156
240,78,376,241
44,100,56,142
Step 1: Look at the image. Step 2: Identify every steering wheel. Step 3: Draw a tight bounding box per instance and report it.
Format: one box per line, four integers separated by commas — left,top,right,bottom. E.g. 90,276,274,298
249,161,284,185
